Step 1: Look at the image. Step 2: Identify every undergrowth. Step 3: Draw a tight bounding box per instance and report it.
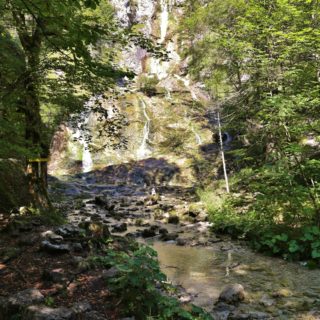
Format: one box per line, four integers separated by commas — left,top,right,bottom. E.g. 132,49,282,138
199,164,320,267
89,245,212,319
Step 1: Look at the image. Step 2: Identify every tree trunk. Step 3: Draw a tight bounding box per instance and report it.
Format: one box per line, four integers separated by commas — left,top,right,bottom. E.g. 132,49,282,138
24,92,50,208
217,111,230,193
24,71,50,209
13,12,51,209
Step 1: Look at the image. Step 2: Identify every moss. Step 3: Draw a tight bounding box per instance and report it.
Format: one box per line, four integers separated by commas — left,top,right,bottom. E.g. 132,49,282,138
0,159,32,212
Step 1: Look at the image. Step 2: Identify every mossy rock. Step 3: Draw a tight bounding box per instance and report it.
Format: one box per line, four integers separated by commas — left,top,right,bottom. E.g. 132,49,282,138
0,159,32,213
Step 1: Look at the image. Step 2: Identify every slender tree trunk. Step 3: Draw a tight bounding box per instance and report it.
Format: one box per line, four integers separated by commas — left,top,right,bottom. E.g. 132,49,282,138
217,111,230,193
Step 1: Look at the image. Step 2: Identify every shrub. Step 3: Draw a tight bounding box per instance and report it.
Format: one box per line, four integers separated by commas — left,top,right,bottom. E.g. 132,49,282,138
90,245,212,319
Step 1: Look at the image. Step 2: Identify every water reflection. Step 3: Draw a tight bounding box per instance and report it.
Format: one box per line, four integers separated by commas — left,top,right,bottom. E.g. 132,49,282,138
153,242,320,316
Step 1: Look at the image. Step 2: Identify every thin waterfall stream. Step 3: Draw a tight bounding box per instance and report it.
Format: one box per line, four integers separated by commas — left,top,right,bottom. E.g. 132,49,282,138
160,0,169,43
82,141,93,173
136,99,151,159
191,126,202,145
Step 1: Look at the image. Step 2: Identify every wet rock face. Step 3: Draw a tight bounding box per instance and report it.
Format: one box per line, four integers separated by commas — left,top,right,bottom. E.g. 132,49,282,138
219,284,246,304
49,0,211,180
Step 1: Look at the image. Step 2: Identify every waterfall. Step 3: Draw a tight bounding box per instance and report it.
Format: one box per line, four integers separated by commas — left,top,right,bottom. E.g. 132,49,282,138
174,74,198,101
137,99,151,159
166,89,172,100
72,113,93,173
82,141,93,173
80,110,93,173
191,127,202,145
160,0,169,43
71,98,97,173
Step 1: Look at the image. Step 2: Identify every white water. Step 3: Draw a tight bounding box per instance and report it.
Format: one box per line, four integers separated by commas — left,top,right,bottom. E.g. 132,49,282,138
81,109,93,173
174,74,198,101
149,57,169,79
166,89,172,100
75,97,99,173
72,113,93,173
82,141,93,173
191,127,202,145
137,99,151,159
160,0,169,43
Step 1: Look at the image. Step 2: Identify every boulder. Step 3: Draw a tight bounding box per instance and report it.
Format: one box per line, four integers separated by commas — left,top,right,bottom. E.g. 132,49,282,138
272,288,292,298
229,311,270,319
40,241,70,254
55,225,84,238
0,159,33,213
161,233,178,241
41,231,63,244
84,311,106,320
112,223,128,233
212,301,235,320
159,227,168,235
25,305,74,320
9,289,44,308
259,295,275,307
176,238,187,246
218,284,246,304
42,269,66,283
141,228,156,238
72,301,92,315
72,243,83,252
168,215,179,224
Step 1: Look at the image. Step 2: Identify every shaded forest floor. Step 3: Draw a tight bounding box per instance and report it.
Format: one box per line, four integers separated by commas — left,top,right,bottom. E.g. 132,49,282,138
0,215,125,319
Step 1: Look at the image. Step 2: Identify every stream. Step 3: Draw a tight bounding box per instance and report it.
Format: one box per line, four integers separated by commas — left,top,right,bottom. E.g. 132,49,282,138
49,166,320,320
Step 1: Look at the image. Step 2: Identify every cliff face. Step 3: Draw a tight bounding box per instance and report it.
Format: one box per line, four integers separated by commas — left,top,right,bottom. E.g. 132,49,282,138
49,0,213,185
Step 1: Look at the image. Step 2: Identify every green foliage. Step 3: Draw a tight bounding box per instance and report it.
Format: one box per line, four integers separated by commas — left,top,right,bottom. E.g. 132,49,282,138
186,0,320,262
90,245,212,319
201,179,320,264
44,296,55,307
0,0,166,160
160,129,191,155
38,208,66,225
138,75,159,97
252,226,320,264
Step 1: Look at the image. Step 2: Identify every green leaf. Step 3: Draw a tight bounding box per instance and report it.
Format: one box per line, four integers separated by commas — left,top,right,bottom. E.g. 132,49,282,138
312,250,320,259
288,240,300,253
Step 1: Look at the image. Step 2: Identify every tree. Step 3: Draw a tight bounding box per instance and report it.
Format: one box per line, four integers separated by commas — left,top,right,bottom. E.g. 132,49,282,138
0,0,165,209
184,0,320,225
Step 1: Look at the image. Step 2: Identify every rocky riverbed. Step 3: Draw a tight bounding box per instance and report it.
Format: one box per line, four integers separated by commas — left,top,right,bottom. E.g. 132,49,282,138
47,168,320,320
1,166,320,319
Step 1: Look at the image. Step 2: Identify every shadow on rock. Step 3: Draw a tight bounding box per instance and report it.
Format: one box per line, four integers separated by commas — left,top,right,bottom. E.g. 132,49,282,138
74,157,181,186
